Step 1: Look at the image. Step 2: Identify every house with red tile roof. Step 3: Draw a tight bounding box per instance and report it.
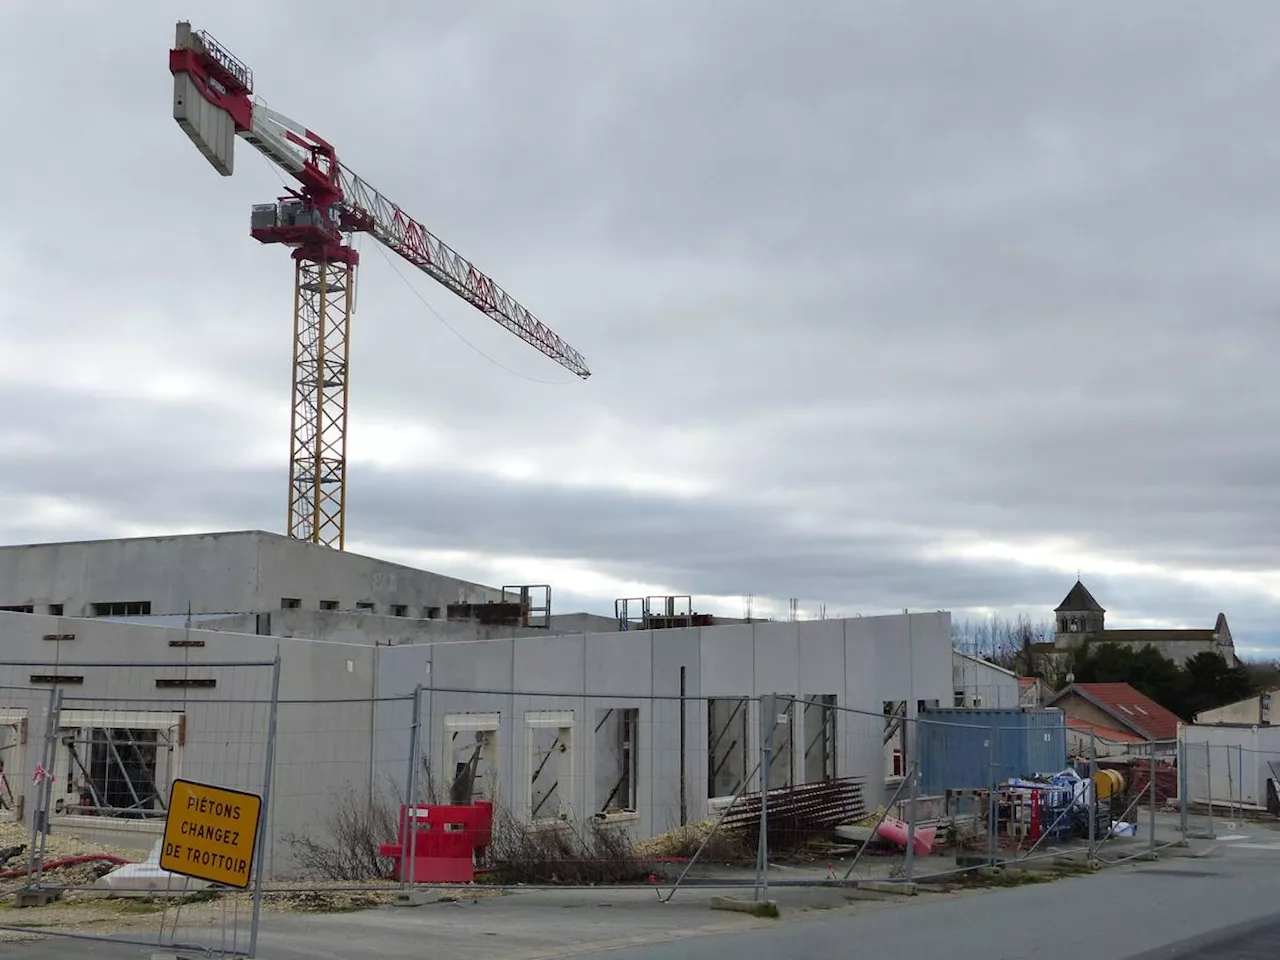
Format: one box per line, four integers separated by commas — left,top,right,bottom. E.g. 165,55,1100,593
1046,682,1182,758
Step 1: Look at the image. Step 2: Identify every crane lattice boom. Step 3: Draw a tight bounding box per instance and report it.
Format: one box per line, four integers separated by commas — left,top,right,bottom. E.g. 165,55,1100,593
169,21,590,549
338,168,590,378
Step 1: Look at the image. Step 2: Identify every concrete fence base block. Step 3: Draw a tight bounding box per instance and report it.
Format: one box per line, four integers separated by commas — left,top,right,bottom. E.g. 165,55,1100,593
858,880,918,896
12,887,61,908
710,896,780,917
393,888,441,907
1135,851,1160,862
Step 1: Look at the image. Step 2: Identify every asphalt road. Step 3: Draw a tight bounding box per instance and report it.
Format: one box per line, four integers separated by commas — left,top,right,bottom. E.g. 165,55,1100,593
5,833,1280,959
576,840,1280,960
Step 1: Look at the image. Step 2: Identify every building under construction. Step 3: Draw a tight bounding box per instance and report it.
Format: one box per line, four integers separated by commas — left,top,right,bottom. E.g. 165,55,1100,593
0,530,953,876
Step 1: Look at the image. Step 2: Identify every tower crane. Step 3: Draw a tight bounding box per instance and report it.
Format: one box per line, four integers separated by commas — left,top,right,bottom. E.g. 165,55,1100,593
168,22,590,550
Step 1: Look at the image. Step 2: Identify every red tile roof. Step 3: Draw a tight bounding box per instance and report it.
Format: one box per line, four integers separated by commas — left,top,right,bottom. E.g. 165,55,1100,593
1050,682,1182,740
1065,717,1147,745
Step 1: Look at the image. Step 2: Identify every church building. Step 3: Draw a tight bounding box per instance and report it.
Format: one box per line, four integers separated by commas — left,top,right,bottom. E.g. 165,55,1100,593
1051,580,1237,667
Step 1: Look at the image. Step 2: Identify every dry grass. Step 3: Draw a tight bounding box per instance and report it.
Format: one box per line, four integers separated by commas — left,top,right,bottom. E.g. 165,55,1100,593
484,807,651,885
634,820,751,862
279,786,399,882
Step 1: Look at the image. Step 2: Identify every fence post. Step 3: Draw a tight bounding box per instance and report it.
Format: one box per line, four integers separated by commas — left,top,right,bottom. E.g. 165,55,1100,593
987,723,998,867
32,686,62,888
248,653,282,959
1147,741,1156,856
1087,731,1097,861
1178,738,1188,843
1238,745,1245,820
401,685,424,889
25,683,58,887
904,716,918,883
755,694,774,903
1205,742,1214,838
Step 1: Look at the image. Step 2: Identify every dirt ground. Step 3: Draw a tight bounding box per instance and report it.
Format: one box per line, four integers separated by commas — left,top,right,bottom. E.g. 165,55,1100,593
0,821,501,942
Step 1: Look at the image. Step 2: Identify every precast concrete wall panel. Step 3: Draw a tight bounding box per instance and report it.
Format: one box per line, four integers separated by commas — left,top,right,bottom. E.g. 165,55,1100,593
699,624,754,697
752,622,801,694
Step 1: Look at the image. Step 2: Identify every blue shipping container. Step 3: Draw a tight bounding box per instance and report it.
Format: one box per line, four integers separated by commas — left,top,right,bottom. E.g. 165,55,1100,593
918,708,1066,796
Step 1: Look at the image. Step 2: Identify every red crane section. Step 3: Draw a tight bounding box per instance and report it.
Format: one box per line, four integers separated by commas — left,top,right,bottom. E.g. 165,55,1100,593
168,22,590,548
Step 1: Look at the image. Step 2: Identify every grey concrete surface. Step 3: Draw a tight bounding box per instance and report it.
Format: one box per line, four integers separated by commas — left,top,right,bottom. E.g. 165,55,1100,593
5,828,1280,959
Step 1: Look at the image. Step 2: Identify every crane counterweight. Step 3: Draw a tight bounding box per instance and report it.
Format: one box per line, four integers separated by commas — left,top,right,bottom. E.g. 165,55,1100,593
168,20,590,549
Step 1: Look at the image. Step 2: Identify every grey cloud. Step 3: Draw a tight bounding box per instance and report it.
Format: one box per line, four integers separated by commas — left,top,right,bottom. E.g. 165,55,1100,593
2,3,1279,652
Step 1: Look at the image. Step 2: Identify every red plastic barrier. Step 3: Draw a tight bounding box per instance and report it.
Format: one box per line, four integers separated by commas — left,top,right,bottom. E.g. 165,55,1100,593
378,800,493,883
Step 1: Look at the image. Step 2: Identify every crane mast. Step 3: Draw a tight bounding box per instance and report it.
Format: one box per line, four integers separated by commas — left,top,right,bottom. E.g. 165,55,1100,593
169,22,589,550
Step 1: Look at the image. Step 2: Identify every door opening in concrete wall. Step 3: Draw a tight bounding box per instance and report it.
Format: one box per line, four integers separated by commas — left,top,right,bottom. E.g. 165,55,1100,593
766,698,795,790
708,698,749,798
803,694,837,782
594,708,638,813
883,700,906,782
54,712,181,820
526,710,573,821
443,713,499,805
0,712,26,820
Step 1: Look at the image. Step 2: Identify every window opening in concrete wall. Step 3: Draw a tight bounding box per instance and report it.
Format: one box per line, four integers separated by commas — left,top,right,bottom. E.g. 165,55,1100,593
707,698,749,798
0,605,35,613
319,600,339,611
0,712,27,820
594,708,638,813
954,690,966,707
47,604,63,616
802,695,837,783
426,606,441,619
90,602,151,617
526,710,573,821
883,700,906,782
391,605,408,617
356,602,375,613
281,597,301,609
766,698,795,790
443,713,499,805
54,711,181,820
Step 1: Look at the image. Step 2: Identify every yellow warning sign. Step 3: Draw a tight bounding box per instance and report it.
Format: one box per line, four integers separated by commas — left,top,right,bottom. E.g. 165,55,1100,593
160,779,262,889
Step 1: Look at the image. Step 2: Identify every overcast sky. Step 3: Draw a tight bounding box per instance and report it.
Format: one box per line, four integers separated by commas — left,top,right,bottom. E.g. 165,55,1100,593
2,2,1279,653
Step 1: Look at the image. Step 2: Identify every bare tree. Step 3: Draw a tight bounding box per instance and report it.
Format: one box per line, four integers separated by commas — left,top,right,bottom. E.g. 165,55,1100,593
953,613,1054,675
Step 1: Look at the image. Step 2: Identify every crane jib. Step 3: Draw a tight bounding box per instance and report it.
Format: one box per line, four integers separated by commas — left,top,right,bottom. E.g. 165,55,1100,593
170,19,590,549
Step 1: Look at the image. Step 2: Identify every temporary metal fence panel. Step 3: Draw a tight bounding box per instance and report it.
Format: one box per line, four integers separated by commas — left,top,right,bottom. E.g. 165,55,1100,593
0,658,279,960
0,664,1218,927
918,708,1066,796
